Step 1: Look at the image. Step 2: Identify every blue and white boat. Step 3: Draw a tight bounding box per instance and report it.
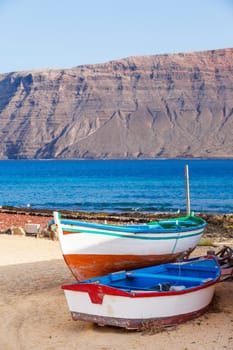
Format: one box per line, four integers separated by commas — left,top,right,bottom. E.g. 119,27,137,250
62,255,220,329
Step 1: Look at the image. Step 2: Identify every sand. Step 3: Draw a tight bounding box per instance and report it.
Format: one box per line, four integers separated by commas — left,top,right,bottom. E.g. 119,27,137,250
0,229,233,349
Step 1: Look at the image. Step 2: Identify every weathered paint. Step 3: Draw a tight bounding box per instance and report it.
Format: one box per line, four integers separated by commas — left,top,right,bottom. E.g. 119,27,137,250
63,284,217,329
63,252,183,281
69,304,211,329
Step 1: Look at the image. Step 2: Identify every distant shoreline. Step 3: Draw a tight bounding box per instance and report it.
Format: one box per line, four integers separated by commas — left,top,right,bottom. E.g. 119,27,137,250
0,204,231,219
0,205,232,239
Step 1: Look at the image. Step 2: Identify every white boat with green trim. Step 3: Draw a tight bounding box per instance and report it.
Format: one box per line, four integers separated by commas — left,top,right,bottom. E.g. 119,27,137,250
53,212,206,281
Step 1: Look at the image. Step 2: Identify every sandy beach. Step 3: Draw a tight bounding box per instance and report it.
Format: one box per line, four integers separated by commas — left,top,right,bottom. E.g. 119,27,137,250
0,213,233,350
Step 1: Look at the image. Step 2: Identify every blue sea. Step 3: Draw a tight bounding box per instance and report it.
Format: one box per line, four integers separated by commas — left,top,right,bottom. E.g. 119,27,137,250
0,159,232,214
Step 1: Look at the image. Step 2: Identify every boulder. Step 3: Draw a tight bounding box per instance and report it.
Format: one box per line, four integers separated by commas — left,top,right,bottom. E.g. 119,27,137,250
10,226,26,236
37,224,58,240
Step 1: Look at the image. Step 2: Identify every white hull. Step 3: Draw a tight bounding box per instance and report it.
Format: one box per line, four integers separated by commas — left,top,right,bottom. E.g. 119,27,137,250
63,284,216,329
59,225,204,256
54,212,206,280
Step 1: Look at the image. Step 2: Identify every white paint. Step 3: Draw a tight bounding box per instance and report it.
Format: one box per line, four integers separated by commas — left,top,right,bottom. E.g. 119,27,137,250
63,285,216,320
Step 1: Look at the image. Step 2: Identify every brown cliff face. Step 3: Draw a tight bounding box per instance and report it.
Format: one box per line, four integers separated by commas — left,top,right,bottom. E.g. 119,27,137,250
0,48,233,159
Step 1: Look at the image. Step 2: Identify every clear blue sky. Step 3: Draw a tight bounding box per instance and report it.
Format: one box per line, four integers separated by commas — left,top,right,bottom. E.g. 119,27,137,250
0,0,233,74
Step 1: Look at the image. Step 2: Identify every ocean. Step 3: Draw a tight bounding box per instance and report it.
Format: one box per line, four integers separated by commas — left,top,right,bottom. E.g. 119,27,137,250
0,159,232,214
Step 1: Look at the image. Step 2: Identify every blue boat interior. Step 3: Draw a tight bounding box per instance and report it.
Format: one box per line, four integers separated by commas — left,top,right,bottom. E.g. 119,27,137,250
81,258,220,293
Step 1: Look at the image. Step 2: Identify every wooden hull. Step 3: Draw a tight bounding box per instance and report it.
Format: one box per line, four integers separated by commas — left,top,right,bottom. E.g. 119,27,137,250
54,212,206,281
62,257,220,330
64,287,215,330
63,252,184,281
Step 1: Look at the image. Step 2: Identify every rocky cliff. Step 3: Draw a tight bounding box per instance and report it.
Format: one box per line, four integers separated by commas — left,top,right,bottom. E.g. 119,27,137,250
0,48,233,159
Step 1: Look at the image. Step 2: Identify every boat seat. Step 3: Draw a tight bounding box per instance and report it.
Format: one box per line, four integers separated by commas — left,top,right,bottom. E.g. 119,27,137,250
126,271,212,284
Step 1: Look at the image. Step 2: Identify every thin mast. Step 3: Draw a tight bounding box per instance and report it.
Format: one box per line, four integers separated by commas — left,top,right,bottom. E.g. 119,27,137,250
185,164,191,216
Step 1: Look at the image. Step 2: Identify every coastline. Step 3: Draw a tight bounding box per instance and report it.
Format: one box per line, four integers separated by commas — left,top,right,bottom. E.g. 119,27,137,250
0,208,232,349
0,205,232,239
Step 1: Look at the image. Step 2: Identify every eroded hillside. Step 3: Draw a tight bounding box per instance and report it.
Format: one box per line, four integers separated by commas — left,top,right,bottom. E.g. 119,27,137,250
0,48,233,159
